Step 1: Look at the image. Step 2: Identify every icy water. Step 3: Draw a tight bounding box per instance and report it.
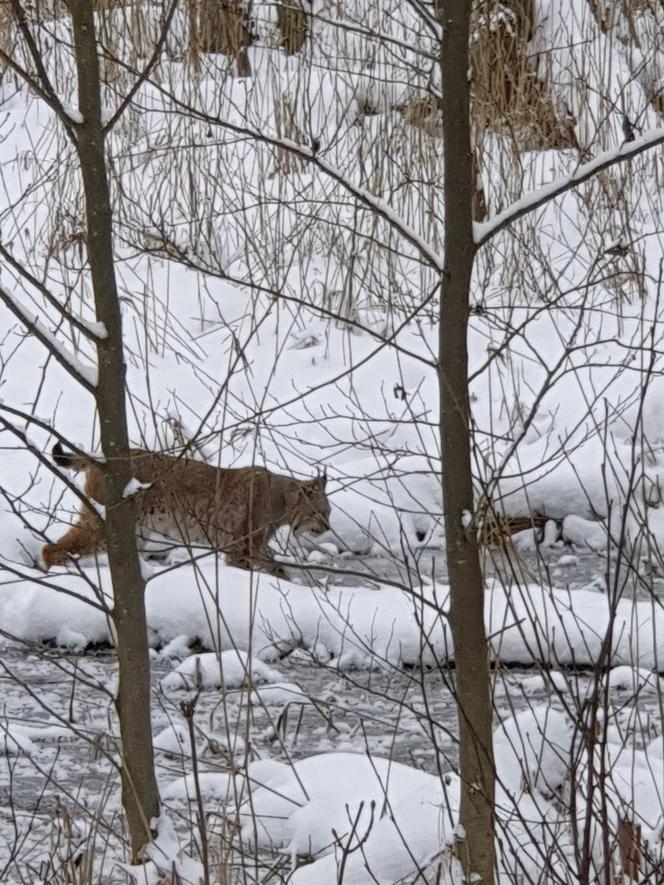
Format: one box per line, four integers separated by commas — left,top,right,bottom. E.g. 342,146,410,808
323,542,664,600
0,640,470,880
0,644,566,882
1,546,661,881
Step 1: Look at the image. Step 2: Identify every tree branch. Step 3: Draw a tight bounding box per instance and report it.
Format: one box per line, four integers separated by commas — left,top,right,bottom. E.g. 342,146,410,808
2,0,74,134
0,284,97,391
475,125,664,247
102,0,180,133
0,242,106,341
114,74,445,270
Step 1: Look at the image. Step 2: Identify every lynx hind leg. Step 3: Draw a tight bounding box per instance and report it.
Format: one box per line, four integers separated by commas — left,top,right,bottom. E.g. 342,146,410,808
42,509,105,570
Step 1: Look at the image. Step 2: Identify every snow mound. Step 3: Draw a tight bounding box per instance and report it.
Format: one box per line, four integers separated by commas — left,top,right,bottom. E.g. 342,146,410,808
122,815,204,885
3,562,664,671
494,707,571,797
517,671,569,696
161,649,284,691
153,724,195,758
236,752,439,854
0,724,36,756
163,771,234,803
288,775,458,884
230,713,573,883
606,665,660,694
562,515,607,551
249,682,308,707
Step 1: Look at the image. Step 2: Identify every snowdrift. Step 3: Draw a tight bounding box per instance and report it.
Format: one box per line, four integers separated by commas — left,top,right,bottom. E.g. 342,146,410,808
2,559,662,671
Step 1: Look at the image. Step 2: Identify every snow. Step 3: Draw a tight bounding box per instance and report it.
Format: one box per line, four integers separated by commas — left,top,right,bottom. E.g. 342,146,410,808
157,634,192,660
249,682,308,706
4,0,664,880
287,773,458,884
517,670,570,696
62,107,84,124
221,706,636,882
0,284,98,389
562,514,608,551
235,752,441,853
605,665,661,694
556,553,579,567
153,723,194,757
646,735,664,760
123,477,152,497
474,124,664,246
493,707,571,796
3,561,664,672
0,724,36,757
163,771,234,803
122,815,205,885
160,649,284,691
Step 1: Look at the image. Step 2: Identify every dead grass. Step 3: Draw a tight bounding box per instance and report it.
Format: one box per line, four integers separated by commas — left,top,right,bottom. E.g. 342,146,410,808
470,0,579,151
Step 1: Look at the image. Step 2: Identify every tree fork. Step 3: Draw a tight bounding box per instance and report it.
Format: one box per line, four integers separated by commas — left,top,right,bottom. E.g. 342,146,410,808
436,1,496,881
69,0,160,862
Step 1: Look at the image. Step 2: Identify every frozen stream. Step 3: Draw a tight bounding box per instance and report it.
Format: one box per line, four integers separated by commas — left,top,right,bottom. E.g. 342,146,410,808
1,546,662,881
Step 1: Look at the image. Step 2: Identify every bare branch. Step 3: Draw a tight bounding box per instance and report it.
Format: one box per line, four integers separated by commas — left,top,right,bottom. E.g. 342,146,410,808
116,75,445,270
0,242,106,341
0,284,97,391
102,0,181,133
475,125,664,247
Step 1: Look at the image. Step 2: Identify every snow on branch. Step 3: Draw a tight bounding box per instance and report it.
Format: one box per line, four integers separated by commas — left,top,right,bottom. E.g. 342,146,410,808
144,80,445,271
0,284,98,391
314,150,445,269
0,241,107,341
474,125,664,247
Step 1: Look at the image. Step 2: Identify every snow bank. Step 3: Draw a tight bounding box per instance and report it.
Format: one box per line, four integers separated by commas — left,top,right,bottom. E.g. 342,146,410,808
203,707,568,882
206,703,664,882
2,560,663,670
238,753,438,853
493,707,571,797
160,649,283,691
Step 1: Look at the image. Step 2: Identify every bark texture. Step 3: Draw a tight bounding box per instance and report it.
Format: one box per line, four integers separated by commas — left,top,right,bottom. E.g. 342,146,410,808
437,1,496,881
69,0,160,862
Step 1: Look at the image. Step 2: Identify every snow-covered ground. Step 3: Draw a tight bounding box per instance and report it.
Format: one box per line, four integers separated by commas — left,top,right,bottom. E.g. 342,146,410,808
3,0,664,881
1,546,663,670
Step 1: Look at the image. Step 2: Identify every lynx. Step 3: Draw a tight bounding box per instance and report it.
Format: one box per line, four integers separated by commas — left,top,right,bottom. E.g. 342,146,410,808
42,443,331,577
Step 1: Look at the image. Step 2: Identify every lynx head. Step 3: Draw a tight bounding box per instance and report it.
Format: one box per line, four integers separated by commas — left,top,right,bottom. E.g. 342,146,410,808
291,474,331,536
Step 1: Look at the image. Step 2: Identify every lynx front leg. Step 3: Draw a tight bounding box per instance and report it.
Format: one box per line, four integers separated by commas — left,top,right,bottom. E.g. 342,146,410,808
42,508,105,570
256,552,288,578
225,543,288,578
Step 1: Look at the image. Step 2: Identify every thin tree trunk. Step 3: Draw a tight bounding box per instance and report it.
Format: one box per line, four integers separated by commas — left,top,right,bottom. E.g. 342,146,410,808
436,1,496,881
68,0,160,862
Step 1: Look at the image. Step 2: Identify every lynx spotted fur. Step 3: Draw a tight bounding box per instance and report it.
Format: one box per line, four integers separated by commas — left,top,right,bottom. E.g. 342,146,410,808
43,443,331,577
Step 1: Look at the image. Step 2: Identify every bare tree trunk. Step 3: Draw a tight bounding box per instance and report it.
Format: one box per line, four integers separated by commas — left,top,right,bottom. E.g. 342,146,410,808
436,1,496,881
68,0,160,862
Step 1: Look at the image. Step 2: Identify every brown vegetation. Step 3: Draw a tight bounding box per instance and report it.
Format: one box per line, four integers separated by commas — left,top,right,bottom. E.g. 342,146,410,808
277,0,309,55
470,0,579,150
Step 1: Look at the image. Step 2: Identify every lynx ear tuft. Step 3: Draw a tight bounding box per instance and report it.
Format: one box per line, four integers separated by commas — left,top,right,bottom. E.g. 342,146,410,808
52,441,75,468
